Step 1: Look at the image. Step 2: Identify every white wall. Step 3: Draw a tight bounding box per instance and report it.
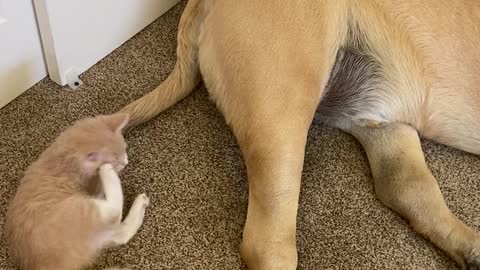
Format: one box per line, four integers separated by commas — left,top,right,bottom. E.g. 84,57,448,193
0,0,47,109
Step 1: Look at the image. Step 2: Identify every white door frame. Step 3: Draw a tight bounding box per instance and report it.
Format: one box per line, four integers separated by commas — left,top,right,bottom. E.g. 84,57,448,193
0,0,47,109
34,0,181,86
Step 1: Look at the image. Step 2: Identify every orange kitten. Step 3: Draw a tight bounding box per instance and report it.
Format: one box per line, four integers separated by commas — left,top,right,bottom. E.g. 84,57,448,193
6,113,150,270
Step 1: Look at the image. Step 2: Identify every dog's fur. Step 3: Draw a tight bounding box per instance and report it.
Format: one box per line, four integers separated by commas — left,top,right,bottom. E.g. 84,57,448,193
6,114,149,270
120,0,480,269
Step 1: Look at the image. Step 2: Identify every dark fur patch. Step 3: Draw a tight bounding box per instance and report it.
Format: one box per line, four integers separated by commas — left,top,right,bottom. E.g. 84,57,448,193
315,23,386,127
317,48,382,118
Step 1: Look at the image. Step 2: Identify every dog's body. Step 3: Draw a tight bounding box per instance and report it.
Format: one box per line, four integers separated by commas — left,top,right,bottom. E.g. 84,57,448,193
121,0,480,269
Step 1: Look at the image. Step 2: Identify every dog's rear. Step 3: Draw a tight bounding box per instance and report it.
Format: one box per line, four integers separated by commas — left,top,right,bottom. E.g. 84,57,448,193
122,1,424,130
119,0,480,269
122,0,480,143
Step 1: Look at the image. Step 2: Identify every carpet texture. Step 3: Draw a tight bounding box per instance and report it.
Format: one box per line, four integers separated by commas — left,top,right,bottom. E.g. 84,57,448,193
1,2,479,269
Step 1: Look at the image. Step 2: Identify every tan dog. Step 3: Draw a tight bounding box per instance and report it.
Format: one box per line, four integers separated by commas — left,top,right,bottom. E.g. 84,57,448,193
120,0,480,269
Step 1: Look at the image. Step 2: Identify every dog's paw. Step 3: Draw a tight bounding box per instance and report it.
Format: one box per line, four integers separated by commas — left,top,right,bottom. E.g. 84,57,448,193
465,259,480,270
464,249,480,270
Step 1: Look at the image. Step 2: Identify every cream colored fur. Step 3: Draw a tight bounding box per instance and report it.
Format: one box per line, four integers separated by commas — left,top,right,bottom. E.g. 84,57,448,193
6,114,149,270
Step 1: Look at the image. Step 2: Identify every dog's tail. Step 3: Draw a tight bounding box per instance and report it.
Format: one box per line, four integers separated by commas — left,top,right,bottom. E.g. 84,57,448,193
120,0,204,130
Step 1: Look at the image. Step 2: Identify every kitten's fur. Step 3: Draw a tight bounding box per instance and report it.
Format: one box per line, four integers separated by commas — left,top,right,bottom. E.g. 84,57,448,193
6,113,150,270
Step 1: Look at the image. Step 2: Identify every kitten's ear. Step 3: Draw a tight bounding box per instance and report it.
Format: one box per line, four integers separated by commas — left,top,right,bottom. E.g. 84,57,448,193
101,113,130,133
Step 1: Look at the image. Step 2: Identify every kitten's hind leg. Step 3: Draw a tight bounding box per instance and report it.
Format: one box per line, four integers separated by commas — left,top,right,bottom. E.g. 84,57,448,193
106,193,150,247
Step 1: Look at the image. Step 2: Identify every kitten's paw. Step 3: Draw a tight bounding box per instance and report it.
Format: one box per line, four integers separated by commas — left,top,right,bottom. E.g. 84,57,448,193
99,163,114,172
135,193,150,209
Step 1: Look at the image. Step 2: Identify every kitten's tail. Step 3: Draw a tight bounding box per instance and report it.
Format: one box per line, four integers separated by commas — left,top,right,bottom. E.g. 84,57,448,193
120,0,204,130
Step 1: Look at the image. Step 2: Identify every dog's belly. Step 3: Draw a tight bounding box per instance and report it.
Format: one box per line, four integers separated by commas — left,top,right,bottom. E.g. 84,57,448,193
315,48,391,129
316,44,480,154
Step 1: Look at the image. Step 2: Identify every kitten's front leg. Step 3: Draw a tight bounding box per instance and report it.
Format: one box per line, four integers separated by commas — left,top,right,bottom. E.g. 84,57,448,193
95,163,124,223
107,193,150,247
92,164,149,249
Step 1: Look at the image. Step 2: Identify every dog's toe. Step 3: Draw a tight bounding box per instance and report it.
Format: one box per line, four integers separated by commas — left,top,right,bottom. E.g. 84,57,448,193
465,255,480,270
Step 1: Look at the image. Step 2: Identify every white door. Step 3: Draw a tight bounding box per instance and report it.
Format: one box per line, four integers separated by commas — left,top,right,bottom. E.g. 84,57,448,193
0,0,47,109
34,0,181,87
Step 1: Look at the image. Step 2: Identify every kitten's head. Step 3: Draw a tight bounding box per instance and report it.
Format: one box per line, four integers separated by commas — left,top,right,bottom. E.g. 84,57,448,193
55,113,130,178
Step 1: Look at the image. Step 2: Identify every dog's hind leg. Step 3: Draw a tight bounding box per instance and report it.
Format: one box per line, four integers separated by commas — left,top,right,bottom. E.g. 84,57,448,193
348,123,480,269
231,81,322,270
196,2,349,268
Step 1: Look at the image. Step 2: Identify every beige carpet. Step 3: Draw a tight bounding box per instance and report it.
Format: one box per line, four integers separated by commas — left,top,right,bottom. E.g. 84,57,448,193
1,2,479,269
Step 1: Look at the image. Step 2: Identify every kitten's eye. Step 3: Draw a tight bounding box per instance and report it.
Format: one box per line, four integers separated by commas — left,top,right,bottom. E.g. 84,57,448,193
87,152,99,161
